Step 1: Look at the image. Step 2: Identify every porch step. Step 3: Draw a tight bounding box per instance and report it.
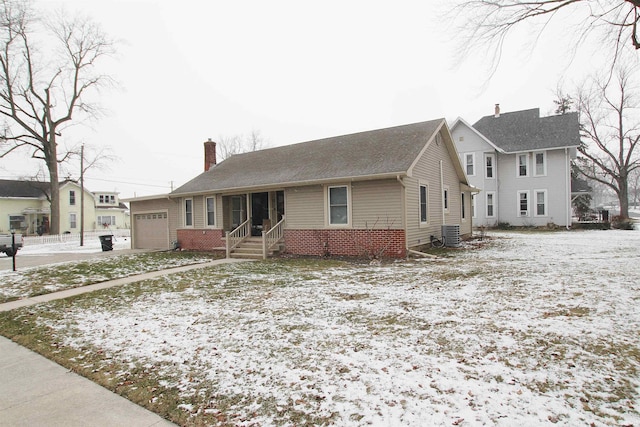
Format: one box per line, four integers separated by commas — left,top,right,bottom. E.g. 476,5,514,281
228,237,283,259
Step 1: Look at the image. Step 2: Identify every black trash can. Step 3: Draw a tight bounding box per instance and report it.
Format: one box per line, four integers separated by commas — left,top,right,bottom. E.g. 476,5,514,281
99,235,113,251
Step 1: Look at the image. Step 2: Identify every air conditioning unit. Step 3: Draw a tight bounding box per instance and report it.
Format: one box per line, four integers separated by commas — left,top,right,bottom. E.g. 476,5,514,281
441,224,461,247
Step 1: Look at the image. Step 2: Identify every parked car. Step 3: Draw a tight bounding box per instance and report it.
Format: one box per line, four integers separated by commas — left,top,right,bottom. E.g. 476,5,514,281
0,233,23,256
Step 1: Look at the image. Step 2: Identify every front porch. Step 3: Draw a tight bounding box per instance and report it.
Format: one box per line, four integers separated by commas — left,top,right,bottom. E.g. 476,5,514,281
225,217,285,259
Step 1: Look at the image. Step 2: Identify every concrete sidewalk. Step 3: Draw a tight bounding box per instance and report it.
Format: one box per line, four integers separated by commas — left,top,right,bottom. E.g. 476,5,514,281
0,336,176,427
0,257,251,312
0,257,252,426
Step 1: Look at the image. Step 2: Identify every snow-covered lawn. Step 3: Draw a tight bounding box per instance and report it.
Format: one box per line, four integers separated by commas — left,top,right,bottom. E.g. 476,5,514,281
0,238,216,302
5,230,640,426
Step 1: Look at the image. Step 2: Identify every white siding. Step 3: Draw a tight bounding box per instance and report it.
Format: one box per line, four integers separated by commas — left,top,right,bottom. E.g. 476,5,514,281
498,150,571,226
452,120,572,227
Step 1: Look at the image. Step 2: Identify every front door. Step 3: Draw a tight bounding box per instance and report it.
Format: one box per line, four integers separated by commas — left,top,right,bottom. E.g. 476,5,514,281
275,190,285,221
251,192,270,236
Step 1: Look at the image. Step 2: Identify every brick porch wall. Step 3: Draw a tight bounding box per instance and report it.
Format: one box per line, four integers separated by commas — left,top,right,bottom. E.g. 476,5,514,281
283,229,406,258
177,229,224,251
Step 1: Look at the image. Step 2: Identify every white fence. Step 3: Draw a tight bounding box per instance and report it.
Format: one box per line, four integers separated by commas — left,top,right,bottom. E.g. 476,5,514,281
23,229,131,246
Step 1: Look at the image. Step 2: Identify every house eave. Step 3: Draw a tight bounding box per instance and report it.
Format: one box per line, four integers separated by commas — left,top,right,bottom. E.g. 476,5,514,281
502,144,580,154
121,194,171,203
169,172,408,198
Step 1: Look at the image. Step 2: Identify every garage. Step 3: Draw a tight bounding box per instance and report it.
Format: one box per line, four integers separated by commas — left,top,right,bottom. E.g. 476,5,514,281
133,211,169,250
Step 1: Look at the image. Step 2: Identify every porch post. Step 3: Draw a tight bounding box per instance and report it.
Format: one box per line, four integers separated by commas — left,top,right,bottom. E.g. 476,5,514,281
262,230,267,260
225,231,230,258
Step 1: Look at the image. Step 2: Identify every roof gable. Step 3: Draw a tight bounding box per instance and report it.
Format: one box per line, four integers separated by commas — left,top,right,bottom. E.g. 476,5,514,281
450,117,504,153
472,108,581,153
173,119,455,195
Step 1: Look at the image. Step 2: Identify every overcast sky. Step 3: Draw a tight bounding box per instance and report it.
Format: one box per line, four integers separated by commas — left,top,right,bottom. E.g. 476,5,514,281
0,0,602,198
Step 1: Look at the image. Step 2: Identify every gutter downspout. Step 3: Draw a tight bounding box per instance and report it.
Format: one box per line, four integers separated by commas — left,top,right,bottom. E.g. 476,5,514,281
397,175,408,255
565,148,571,230
440,160,445,225
495,149,500,225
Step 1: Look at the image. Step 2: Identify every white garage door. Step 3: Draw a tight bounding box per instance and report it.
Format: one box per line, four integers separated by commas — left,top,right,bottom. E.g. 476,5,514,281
133,212,169,250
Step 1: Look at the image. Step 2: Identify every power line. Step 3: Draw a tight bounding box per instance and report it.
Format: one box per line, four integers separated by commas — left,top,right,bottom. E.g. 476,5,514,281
83,176,173,189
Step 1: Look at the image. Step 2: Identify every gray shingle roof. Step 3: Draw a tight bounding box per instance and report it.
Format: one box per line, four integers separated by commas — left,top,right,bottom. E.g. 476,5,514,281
473,108,580,152
0,179,49,198
172,119,445,195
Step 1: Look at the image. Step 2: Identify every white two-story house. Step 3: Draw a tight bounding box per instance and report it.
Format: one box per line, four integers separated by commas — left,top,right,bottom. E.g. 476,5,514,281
0,179,129,234
451,106,581,227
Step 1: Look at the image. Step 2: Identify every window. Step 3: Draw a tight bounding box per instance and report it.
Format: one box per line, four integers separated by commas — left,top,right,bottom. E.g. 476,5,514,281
184,198,193,226
70,213,77,229
98,194,116,204
97,215,116,226
486,192,495,218
534,152,546,176
329,186,349,225
518,191,529,217
419,184,428,223
461,193,466,220
485,154,495,179
9,215,25,230
471,194,477,219
69,190,76,206
231,196,245,228
206,196,215,226
443,187,449,211
518,154,528,177
535,190,547,216
465,153,475,176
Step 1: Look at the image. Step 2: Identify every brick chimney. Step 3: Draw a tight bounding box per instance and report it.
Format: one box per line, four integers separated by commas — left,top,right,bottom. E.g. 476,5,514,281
204,138,217,171
494,103,500,118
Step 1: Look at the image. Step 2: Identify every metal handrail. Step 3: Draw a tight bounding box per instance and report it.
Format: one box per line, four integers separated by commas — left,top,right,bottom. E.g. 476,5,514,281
262,218,285,259
226,218,251,258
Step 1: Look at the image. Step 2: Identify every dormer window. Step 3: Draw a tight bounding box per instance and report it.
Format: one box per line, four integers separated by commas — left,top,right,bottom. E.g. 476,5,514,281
98,194,116,204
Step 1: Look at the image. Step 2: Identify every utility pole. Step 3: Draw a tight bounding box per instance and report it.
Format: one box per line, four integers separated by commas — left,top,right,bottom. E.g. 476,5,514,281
80,144,85,246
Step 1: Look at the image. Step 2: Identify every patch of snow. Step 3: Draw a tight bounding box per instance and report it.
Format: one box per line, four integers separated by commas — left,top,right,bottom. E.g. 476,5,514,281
18,236,131,255
41,230,640,425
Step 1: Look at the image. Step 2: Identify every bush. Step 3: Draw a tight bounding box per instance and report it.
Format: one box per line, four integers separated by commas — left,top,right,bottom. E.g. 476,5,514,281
495,222,511,230
611,215,635,230
572,221,610,230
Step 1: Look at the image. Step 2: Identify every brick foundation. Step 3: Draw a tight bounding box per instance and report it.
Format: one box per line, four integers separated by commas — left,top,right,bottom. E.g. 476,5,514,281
177,229,225,251
283,229,406,258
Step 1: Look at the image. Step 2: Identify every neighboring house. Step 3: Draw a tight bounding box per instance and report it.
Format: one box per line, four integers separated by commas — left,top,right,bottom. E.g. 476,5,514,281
0,179,129,234
451,106,580,227
128,119,476,258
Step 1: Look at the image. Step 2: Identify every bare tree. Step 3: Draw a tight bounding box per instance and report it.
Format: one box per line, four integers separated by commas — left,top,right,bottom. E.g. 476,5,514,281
0,0,115,234
574,65,640,218
452,1,640,74
629,166,640,207
217,129,267,161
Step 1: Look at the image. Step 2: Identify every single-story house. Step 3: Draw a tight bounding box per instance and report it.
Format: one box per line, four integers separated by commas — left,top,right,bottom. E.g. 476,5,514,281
128,119,476,258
